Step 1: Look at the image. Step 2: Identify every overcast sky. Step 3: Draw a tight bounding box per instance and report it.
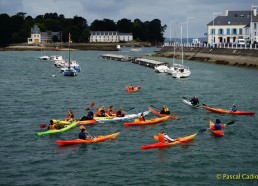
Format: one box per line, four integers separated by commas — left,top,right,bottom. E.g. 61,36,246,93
0,0,257,39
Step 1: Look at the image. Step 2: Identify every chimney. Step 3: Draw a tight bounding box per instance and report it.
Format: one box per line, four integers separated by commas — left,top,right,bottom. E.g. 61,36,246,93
225,10,228,16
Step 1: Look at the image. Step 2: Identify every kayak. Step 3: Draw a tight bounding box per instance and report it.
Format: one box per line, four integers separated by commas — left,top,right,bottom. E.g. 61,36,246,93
126,86,141,93
52,119,97,125
94,110,150,122
56,132,120,146
141,133,197,150
148,106,180,119
182,96,202,108
203,105,255,115
37,122,77,136
209,120,224,136
124,116,169,127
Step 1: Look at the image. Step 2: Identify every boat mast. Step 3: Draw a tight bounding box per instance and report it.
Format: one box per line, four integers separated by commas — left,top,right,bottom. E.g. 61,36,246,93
181,25,183,65
68,33,71,69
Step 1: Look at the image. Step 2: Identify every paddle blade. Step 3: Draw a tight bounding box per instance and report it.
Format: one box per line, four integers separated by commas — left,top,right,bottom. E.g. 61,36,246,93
90,102,96,107
39,124,47,129
227,120,235,125
199,129,207,133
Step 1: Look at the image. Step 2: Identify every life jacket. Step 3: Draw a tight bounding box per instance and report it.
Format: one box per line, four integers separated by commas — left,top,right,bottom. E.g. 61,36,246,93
158,133,166,143
97,108,105,117
49,125,57,130
129,86,134,91
107,109,112,116
214,123,222,130
139,115,145,121
164,107,169,112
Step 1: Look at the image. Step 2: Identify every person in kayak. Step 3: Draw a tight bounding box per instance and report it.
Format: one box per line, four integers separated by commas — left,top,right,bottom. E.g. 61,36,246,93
214,119,226,130
116,108,126,117
65,110,75,121
160,105,170,114
190,96,199,106
79,126,93,140
230,104,237,112
106,105,114,116
96,106,106,117
138,113,145,121
128,84,134,91
158,131,175,143
48,120,57,130
80,108,94,121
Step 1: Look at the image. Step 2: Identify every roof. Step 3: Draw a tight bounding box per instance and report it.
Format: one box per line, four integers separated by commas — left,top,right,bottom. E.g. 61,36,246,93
207,10,251,26
91,31,118,35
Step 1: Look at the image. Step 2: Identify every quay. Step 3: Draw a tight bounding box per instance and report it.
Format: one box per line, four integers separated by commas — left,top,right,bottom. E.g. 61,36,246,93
100,53,168,68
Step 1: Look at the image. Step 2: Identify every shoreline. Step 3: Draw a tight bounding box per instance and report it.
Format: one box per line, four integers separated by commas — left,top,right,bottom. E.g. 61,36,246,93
153,46,258,69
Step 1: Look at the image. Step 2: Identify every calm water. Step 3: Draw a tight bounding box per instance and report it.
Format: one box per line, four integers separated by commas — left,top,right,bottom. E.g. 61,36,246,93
0,48,258,186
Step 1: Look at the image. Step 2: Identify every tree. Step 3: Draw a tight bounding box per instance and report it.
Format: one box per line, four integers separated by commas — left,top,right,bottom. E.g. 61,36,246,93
117,18,133,33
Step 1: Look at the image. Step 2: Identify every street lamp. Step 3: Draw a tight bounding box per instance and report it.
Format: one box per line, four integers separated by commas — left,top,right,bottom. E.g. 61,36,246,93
212,12,222,44
187,16,195,44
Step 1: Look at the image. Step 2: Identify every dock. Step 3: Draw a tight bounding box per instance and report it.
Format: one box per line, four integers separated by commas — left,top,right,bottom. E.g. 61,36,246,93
100,53,169,69
100,54,132,62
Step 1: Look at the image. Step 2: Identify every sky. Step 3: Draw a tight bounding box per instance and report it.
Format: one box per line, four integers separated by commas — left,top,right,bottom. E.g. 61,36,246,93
0,0,257,39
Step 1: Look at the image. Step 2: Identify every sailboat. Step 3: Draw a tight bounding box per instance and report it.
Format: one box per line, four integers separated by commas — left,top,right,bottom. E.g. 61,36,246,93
63,33,77,76
169,25,191,78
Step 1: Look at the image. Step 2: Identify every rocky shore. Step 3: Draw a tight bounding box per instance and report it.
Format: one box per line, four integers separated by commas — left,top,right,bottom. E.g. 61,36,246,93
154,46,258,69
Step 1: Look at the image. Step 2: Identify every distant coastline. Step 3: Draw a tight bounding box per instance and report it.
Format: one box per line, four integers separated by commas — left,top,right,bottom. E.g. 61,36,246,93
153,47,258,69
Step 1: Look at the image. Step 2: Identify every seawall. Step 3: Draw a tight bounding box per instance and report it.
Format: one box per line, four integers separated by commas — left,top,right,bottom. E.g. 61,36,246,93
153,47,258,69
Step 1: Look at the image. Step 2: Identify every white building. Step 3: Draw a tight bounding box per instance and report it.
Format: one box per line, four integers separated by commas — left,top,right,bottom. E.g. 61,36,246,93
90,31,133,42
207,10,251,44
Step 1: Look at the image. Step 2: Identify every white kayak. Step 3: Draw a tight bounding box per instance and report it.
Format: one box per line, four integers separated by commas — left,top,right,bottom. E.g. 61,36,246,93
182,96,202,109
95,111,150,123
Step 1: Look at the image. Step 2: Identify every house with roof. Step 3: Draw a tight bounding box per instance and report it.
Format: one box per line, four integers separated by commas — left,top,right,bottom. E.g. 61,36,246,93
27,25,61,44
207,10,252,45
90,31,133,42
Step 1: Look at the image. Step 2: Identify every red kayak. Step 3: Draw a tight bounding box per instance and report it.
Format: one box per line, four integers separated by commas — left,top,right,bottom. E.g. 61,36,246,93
203,105,255,115
148,106,180,119
141,134,197,150
125,86,141,93
57,132,120,146
124,116,169,127
209,120,225,137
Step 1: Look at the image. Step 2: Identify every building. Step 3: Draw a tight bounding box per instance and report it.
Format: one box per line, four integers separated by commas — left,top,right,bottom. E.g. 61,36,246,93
90,31,133,42
207,10,252,45
27,25,61,44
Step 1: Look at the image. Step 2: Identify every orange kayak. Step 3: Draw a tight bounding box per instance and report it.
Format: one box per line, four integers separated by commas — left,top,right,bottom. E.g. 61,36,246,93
56,132,120,146
126,86,141,92
203,105,255,115
209,120,224,136
148,106,180,119
124,116,169,127
141,133,197,150
77,119,97,125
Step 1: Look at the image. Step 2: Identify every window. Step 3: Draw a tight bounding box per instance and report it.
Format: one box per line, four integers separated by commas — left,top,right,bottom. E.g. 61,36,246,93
232,28,237,35
227,28,230,34
219,29,223,35
211,29,215,35
239,28,243,35
254,23,257,30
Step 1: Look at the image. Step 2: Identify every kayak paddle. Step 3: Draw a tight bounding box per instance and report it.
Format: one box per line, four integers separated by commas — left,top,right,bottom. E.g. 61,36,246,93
39,124,47,129
90,101,96,108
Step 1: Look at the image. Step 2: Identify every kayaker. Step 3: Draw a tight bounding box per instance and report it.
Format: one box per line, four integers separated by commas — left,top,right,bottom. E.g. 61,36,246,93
160,105,170,114
158,131,175,143
138,113,145,121
80,108,94,121
214,119,226,130
106,105,113,116
79,126,93,139
129,84,134,91
65,110,75,121
48,120,57,130
116,108,126,117
96,106,106,117
190,96,199,106
230,104,237,112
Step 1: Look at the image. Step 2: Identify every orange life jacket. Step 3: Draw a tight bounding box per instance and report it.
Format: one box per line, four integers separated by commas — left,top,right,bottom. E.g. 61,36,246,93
139,116,145,121
158,133,166,143
107,109,112,116
49,125,57,130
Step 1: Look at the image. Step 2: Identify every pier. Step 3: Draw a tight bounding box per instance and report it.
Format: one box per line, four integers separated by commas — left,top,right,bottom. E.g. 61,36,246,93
100,53,168,68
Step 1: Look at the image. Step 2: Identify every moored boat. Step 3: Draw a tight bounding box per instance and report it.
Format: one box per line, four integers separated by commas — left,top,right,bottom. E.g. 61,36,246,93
56,132,120,146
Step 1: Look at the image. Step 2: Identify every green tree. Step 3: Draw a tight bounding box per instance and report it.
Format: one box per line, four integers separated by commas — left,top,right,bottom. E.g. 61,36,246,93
117,18,133,33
